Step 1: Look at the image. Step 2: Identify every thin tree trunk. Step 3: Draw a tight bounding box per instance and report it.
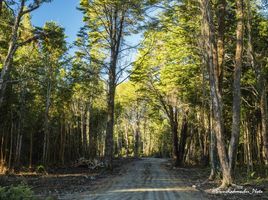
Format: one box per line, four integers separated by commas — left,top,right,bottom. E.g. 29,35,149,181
261,83,268,165
89,107,98,159
42,73,52,165
118,131,122,158
243,122,247,164
143,116,147,155
29,130,33,169
8,118,14,170
169,106,179,166
3,129,7,166
255,123,262,164
216,0,226,94
15,79,26,168
134,120,140,158
209,123,217,179
14,133,22,168
124,123,130,157
178,112,188,166
60,119,66,165
246,121,253,173
82,104,88,157
0,134,4,166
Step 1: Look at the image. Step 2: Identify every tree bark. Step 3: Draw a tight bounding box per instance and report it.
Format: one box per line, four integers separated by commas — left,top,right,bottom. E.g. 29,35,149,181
29,130,33,169
134,128,140,158
42,68,52,165
134,117,140,158
245,121,253,173
169,106,179,166
104,6,125,168
105,75,116,168
82,104,88,157
178,112,188,166
209,110,218,180
124,122,130,157
60,119,66,165
261,83,268,165
89,107,98,159
8,117,14,169
228,0,244,176
200,0,232,187
216,0,226,93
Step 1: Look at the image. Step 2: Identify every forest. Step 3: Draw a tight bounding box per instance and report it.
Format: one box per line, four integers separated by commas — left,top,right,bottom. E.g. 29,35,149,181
0,0,268,199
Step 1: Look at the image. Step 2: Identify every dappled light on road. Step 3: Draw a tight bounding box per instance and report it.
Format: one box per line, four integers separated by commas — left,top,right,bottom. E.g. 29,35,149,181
62,158,204,200
111,186,196,192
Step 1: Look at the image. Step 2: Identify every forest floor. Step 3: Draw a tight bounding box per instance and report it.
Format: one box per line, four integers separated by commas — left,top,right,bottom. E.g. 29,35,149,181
0,157,267,199
0,158,135,198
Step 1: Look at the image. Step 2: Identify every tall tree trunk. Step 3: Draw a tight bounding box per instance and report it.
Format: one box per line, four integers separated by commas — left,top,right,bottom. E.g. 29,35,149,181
0,134,4,167
104,7,125,168
60,119,66,165
246,121,253,173
209,109,218,180
203,0,226,181
261,83,268,165
216,0,226,94
198,126,205,164
256,122,263,163
200,0,232,187
8,118,14,170
134,104,141,158
117,131,123,158
29,130,33,169
89,107,97,159
82,104,88,157
124,122,130,157
42,75,51,165
169,106,179,166
134,120,140,158
228,0,244,176
14,133,22,168
105,72,116,168
178,112,188,166
15,78,26,168
143,116,147,155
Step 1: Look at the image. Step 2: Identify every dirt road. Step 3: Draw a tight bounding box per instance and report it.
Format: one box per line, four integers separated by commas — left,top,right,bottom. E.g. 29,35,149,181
61,158,205,200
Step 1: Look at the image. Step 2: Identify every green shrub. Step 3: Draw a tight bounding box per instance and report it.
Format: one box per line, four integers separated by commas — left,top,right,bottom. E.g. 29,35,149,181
36,165,47,174
0,184,35,200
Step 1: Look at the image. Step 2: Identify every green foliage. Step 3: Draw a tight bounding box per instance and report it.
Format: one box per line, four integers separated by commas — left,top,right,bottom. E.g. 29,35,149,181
41,22,67,58
36,165,46,173
0,184,35,200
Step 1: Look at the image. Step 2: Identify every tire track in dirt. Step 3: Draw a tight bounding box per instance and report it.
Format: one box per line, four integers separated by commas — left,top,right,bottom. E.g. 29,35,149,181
61,158,206,200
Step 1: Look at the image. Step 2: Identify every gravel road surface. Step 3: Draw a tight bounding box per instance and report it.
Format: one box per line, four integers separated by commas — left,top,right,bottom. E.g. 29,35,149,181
62,158,205,200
